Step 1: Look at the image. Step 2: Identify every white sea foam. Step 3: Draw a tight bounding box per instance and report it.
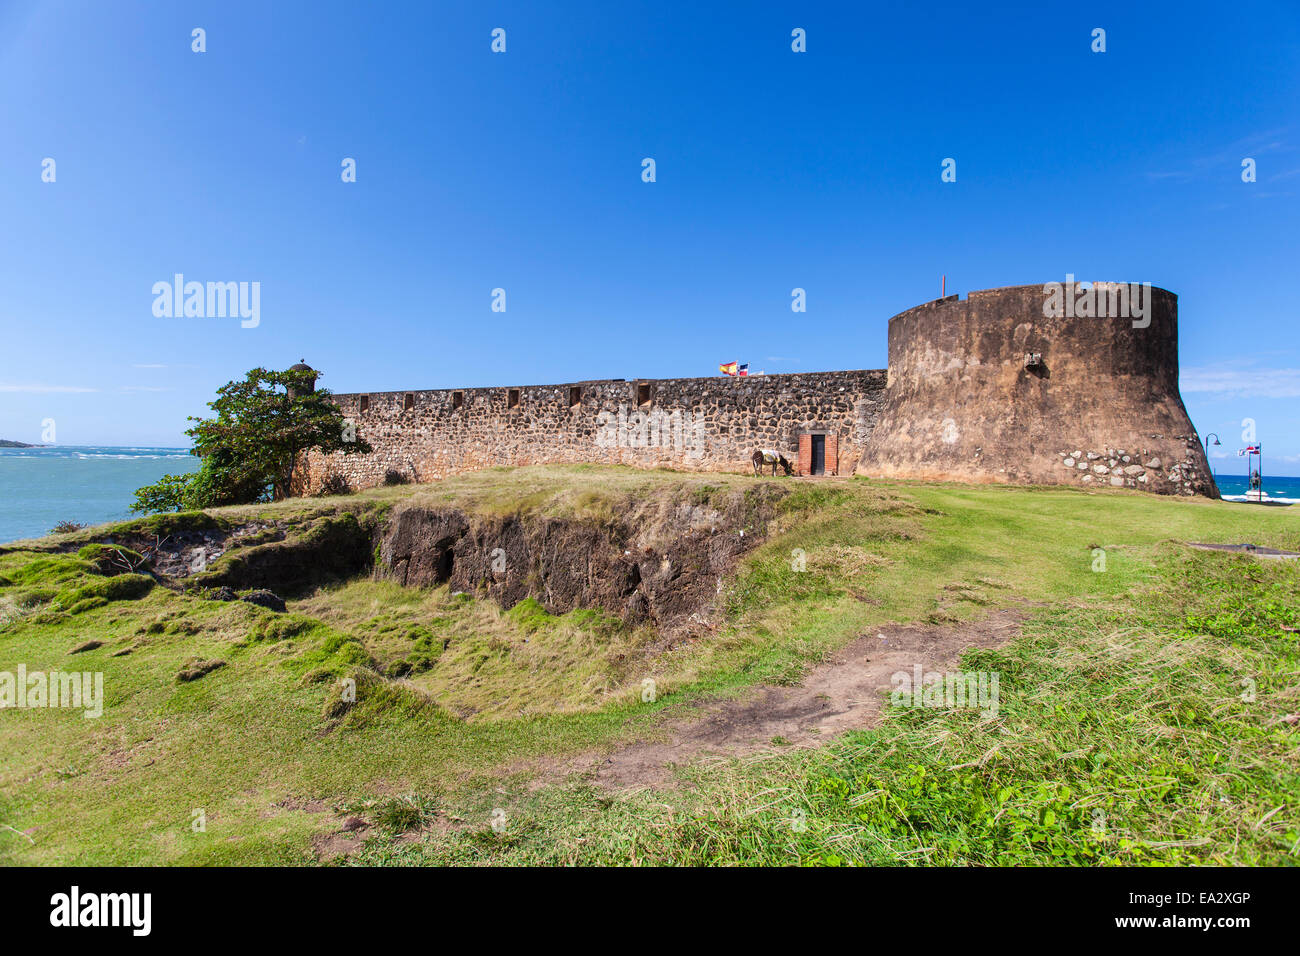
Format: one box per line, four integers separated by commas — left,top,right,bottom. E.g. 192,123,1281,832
76,453,186,460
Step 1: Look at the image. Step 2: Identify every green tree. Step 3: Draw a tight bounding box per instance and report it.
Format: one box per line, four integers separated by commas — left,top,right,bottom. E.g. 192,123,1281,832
130,366,370,513
127,473,195,514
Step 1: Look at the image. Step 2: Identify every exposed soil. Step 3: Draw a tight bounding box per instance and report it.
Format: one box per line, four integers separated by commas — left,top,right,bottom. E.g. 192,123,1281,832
33,514,373,596
311,829,367,862
379,486,787,633
30,483,787,637
188,514,374,594
575,609,1023,789
144,523,282,578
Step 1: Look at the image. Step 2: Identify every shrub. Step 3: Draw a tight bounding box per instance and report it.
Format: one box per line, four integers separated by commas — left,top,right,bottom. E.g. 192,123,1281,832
50,520,86,534
319,473,353,496
128,473,197,514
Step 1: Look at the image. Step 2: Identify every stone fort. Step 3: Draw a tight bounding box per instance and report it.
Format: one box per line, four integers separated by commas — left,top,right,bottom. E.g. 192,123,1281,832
300,283,1218,498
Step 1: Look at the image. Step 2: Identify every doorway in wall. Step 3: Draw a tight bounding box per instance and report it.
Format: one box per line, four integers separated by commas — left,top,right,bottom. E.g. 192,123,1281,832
797,431,838,476
810,434,826,476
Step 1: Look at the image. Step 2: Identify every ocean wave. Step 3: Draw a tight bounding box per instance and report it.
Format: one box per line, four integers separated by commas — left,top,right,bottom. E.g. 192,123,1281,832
1,447,191,457
74,453,191,460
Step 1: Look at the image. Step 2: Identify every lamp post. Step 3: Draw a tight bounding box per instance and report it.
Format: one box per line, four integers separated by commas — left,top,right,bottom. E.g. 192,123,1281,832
1204,433,1220,480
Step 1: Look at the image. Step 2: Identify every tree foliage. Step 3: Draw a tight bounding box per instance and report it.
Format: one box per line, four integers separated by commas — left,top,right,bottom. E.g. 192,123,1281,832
130,366,370,513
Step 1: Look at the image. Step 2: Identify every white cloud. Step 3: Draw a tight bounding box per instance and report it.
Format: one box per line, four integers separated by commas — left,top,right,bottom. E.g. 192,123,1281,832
1181,363,1300,399
132,363,167,369
0,384,98,393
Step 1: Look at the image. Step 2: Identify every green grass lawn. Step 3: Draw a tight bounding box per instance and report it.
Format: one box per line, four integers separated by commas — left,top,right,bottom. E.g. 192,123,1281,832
1,469,1297,865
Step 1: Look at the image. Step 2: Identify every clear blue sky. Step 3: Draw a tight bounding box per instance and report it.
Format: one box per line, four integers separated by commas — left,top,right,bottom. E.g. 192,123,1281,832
1,0,1297,472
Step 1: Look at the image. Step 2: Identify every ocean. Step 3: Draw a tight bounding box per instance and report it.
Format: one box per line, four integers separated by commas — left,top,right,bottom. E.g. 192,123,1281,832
0,447,1293,545
1213,472,1300,503
0,446,200,544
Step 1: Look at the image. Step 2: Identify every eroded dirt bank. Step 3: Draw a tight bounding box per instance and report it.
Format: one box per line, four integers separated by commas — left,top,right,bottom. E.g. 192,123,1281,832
378,485,786,632
19,481,790,635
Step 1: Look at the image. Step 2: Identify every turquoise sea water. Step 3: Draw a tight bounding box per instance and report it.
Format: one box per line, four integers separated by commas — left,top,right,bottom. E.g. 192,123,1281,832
0,446,200,544
1213,473,1300,502
0,446,1293,545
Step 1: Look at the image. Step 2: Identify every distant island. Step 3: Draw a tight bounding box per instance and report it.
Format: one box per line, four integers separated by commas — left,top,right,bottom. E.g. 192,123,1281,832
0,439,40,448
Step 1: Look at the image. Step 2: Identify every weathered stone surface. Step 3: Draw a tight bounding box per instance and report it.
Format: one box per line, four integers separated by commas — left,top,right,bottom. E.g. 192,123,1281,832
855,284,1218,497
299,283,1219,499
303,370,887,492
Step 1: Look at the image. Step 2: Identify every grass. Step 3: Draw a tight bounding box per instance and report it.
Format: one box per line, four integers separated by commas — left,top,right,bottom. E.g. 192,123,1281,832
350,547,1300,866
1,464,773,554
1,467,1297,865
296,580,654,717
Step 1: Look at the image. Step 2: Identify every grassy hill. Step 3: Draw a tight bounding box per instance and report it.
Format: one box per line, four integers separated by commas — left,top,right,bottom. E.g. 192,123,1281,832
1,466,1297,865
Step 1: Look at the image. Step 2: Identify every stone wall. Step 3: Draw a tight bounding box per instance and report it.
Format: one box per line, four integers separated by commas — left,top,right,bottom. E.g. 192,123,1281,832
300,370,888,493
298,283,1217,499
856,283,1217,497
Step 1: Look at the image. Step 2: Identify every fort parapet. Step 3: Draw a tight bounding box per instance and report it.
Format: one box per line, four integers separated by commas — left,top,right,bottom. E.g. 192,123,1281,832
302,369,888,490
300,283,1217,498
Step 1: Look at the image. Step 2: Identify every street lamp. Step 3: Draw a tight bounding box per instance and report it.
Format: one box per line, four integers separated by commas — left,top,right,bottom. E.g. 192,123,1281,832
1204,433,1220,479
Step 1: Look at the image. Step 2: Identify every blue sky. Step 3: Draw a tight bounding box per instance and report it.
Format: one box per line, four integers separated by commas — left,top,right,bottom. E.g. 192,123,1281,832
1,0,1297,473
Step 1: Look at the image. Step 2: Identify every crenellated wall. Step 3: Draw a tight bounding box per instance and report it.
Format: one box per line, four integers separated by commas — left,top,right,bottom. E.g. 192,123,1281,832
300,370,888,493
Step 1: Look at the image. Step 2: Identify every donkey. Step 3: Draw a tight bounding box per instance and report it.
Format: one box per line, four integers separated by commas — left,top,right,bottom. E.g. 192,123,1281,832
752,448,791,476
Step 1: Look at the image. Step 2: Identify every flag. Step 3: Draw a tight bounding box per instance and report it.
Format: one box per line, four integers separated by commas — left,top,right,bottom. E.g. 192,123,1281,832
737,364,749,377
1240,445,1259,455
719,361,738,376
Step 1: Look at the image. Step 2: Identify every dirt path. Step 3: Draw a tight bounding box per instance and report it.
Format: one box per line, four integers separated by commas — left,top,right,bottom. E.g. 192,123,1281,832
310,610,1023,859
577,610,1023,789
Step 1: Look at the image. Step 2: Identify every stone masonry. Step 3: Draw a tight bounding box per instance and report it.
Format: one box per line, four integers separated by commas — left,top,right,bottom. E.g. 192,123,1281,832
302,370,888,492
299,283,1218,498
857,284,1217,497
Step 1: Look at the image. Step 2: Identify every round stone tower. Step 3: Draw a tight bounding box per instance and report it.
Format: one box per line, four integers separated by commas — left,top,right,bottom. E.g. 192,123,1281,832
287,360,317,400
857,283,1217,497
